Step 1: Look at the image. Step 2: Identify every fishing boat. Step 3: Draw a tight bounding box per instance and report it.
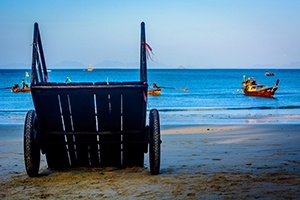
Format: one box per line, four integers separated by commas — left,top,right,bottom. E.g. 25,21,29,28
242,76,279,98
148,89,161,96
265,71,274,76
11,84,31,93
87,64,93,71
12,88,31,93
147,82,188,96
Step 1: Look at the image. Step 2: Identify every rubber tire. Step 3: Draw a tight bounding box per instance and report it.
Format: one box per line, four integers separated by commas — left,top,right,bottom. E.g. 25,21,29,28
149,109,161,175
24,109,40,177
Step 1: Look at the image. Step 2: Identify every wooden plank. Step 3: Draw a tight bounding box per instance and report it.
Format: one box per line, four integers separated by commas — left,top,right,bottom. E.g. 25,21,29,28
95,87,121,167
122,88,147,166
31,86,69,168
68,85,99,167
59,93,77,166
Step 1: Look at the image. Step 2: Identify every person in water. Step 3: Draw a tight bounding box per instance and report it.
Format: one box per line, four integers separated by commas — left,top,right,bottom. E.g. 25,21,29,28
151,82,161,91
265,71,270,76
65,77,72,83
152,82,160,89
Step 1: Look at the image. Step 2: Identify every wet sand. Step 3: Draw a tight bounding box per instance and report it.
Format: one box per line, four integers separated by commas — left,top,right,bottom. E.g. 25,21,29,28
0,124,299,199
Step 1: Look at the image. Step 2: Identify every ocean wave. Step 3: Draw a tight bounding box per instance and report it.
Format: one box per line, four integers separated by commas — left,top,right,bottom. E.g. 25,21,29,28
155,106,300,112
1,105,300,114
0,109,31,113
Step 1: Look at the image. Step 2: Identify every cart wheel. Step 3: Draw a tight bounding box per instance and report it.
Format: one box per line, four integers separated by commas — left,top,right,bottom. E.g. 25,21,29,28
24,109,40,177
149,109,161,175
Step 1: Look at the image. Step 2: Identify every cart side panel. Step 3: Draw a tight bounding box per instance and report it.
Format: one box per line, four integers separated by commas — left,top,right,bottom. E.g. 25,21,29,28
31,85,70,168
122,87,147,167
95,87,122,166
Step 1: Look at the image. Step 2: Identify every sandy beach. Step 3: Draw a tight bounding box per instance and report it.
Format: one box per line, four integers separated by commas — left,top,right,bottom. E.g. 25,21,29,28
0,124,299,199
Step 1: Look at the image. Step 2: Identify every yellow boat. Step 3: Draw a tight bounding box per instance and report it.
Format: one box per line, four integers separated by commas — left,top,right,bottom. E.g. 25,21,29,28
148,89,161,96
242,76,279,98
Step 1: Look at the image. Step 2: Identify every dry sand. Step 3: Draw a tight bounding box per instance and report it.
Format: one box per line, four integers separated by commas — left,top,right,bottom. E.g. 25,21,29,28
0,124,299,199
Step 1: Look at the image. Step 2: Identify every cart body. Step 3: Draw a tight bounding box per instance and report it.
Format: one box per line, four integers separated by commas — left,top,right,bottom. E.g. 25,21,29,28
24,22,161,176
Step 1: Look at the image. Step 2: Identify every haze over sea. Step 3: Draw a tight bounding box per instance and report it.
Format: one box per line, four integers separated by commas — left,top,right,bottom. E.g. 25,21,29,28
0,68,299,125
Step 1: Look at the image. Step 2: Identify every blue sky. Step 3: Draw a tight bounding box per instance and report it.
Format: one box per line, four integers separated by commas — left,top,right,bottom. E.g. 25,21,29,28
1,0,300,68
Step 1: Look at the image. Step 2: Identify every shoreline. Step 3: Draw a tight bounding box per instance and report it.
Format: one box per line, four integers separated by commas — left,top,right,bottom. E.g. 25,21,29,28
1,124,299,199
1,112,300,126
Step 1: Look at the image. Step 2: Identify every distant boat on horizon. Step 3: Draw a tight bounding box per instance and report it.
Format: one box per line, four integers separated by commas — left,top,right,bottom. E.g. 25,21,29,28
265,71,274,76
87,64,93,71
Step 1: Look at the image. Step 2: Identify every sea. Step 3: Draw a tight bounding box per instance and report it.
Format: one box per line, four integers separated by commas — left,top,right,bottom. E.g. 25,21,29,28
0,68,300,126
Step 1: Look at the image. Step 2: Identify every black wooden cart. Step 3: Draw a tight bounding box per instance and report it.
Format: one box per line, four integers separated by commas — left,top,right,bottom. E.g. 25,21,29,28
24,22,161,176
